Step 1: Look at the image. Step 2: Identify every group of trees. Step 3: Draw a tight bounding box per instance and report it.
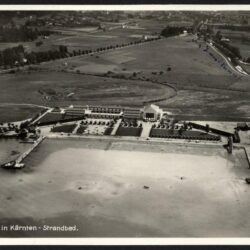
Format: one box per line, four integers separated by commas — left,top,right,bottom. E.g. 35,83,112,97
0,44,68,68
0,25,53,43
0,45,25,67
161,26,191,38
0,35,161,69
213,39,242,61
211,30,242,62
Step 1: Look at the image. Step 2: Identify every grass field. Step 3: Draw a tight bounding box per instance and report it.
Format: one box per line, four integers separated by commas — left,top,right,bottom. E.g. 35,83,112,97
51,124,77,133
116,126,142,137
2,30,250,121
36,34,250,120
150,128,220,140
47,35,245,90
76,125,87,134
0,70,174,122
57,35,235,84
0,104,44,123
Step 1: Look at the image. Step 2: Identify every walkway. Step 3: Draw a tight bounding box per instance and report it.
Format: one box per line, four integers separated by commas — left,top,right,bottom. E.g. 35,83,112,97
15,136,46,164
140,122,152,138
111,119,122,136
31,108,53,125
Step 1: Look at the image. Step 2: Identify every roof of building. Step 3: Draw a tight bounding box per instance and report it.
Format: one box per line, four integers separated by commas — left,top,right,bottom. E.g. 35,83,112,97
123,108,142,119
143,104,162,113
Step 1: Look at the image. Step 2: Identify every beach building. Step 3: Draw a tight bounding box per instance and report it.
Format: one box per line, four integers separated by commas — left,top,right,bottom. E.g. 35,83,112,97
142,104,164,121
123,104,165,121
123,108,142,120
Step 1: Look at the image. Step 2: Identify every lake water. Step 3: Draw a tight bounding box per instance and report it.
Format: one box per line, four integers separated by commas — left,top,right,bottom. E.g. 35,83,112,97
0,138,33,164
0,138,250,237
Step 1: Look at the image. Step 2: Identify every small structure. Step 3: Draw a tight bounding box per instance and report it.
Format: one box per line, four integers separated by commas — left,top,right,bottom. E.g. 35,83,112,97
237,122,250,131
142,104,164,122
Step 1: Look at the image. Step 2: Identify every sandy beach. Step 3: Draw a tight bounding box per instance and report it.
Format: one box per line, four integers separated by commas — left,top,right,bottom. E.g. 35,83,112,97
0,137,250,237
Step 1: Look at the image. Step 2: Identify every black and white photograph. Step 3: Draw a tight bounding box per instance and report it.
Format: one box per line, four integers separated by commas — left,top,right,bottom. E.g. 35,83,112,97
0,5,250,242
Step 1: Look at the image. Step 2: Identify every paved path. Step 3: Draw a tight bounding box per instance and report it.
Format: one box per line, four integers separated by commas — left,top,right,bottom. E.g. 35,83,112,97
140,122,152,138
111,119,122,136
31,108,53,125
72,121,81,134
15,136,46,164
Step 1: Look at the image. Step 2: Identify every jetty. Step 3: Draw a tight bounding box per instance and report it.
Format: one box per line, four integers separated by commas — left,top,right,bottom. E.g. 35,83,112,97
1,136,46,169
16,136,46,164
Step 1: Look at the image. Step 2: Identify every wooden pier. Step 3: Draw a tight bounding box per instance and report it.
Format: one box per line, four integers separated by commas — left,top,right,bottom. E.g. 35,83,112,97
15,136,46,165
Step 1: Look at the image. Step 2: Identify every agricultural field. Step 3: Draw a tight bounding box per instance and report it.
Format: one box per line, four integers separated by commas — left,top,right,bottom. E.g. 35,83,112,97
229,39,250,59
0,34,65,53
46,34,242,90
212,27,250,62
1,19,250,122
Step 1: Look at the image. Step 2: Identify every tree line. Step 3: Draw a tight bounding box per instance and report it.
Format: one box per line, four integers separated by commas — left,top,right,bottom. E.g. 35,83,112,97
0,44,68,68
0,36,161,69
0,25,53,43
214,31,242,60
161,26,192,38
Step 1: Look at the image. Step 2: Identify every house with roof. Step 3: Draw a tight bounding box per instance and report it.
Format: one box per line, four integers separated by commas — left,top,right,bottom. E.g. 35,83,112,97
142,104,164,121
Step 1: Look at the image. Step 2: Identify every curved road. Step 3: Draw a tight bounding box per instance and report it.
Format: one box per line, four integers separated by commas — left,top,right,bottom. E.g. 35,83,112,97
207,42,249,77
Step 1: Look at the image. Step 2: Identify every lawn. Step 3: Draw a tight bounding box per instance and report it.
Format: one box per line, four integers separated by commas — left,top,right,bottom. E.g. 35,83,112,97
0,105,44,123
76,125,87,134
150,128,220,141
116,126,142,137
36,112,64,125
51,124,77,133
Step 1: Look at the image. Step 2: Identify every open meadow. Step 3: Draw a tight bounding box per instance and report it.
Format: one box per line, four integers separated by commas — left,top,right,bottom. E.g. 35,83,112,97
1,22,250,122
38,34,250,121
0,70,174,122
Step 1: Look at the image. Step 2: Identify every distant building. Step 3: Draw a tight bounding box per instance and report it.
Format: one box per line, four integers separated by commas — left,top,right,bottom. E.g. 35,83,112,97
221,37,230,43
63,104,165,122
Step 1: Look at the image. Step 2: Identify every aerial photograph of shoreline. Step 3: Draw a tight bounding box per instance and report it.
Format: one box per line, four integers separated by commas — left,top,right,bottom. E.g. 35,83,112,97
0,9,250,238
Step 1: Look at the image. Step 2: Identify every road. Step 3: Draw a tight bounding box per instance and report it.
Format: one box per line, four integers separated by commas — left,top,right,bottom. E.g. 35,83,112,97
207,42,249,77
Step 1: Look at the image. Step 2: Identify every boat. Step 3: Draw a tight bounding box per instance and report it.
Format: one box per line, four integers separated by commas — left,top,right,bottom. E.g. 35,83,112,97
1,161,16,169
1,161,25,169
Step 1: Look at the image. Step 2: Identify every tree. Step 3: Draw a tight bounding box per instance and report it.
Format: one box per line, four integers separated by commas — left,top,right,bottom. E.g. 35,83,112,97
215,31,222,41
